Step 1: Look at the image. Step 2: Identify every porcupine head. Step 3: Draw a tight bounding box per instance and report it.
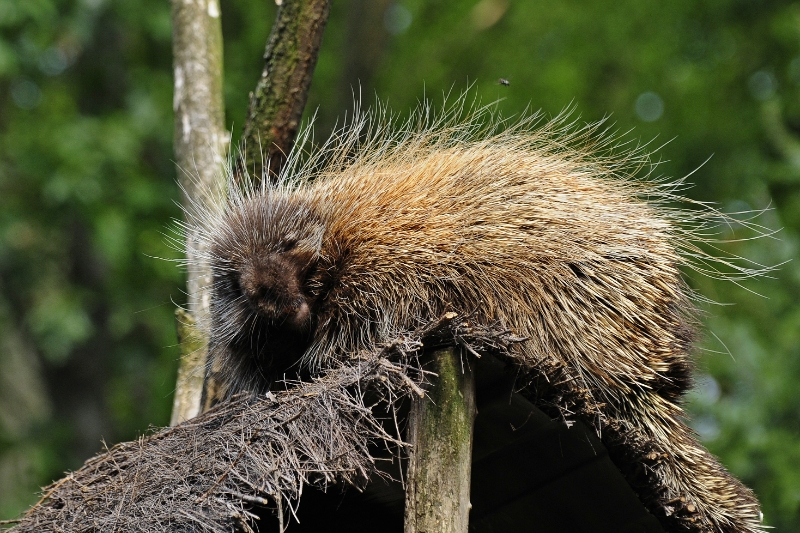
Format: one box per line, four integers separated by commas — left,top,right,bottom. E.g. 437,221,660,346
203,188,326,395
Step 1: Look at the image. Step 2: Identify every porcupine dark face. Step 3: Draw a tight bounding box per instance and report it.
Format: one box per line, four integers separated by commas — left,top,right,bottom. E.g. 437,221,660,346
207,194,325,394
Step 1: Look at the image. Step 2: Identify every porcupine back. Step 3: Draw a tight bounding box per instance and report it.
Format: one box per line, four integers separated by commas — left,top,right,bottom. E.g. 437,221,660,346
193,104,765,533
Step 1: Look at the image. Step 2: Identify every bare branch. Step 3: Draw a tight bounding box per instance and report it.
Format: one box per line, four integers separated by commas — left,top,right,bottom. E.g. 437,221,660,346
238,0,332,182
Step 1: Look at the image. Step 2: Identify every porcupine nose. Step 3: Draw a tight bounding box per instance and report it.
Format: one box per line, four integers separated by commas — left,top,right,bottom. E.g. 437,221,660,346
238,255,310,331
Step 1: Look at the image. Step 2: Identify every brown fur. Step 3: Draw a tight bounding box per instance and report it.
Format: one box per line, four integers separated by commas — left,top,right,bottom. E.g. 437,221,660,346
187,104,765,533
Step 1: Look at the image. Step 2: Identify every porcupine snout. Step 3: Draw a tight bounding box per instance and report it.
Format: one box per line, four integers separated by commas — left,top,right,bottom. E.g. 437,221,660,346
238,252,311,332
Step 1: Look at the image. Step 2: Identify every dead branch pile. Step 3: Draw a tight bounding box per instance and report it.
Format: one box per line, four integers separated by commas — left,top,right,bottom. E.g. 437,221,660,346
2,314,521,533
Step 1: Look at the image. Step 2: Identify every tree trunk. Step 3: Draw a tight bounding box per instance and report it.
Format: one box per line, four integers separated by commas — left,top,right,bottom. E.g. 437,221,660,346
170,309,208,425
169,0,227,425
404,347,477,533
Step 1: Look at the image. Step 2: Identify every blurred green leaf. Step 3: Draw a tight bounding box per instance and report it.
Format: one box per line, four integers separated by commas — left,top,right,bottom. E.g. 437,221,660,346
2,0,800,529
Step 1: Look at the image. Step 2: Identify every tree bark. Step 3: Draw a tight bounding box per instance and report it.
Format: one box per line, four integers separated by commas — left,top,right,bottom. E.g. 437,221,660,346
238,0,331,182
170,0,228,425
169,309,208,425
404,347,476,533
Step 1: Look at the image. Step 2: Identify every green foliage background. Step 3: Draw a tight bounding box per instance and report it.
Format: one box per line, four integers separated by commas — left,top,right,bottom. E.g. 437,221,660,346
1,0,799,528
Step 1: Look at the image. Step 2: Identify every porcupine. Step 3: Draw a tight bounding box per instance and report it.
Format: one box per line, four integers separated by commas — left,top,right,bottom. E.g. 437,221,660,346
188,102,765,533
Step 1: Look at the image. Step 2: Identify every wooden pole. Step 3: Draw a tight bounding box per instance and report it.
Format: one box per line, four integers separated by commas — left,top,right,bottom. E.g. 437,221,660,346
170,0,227,425
404,347,477,533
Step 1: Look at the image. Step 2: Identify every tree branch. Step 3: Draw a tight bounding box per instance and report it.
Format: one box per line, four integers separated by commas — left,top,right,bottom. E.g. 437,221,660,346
238,0,331,182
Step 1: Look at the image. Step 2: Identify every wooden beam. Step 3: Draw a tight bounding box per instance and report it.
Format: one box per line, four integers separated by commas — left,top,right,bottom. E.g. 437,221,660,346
404,347,477,533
